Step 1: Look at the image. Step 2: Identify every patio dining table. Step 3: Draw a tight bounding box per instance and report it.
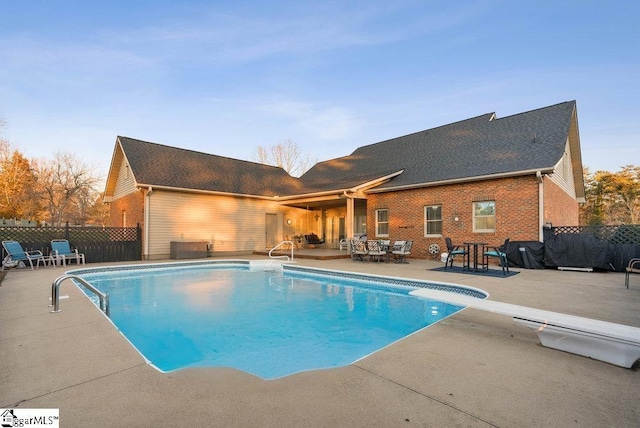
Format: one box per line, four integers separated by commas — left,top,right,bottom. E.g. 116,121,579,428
464,242,488,272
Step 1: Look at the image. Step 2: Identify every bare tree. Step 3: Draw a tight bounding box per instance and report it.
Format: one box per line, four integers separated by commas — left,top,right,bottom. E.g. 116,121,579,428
252,139,316,177
34,152,102,226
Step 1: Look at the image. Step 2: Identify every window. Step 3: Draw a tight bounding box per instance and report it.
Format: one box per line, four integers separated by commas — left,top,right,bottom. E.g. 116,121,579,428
473,201,495,232
375,209,389,237
424,205,442,236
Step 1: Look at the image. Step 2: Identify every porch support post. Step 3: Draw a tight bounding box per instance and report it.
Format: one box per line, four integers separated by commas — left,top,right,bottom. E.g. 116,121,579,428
345,194,354,244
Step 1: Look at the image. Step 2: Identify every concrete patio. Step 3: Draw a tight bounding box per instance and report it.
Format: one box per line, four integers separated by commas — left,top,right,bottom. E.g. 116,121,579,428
1,256,639,427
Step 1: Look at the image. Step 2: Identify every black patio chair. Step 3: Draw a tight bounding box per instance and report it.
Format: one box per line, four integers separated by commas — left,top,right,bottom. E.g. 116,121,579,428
444,238,468,271
484,238,510,275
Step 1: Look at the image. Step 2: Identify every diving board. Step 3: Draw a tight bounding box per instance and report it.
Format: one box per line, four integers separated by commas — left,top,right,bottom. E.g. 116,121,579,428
409,288,640,368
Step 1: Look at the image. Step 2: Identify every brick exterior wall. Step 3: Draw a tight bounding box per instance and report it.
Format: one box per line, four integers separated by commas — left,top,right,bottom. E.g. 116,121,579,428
108,190,145,229
366,176,542,259
543,176,579,226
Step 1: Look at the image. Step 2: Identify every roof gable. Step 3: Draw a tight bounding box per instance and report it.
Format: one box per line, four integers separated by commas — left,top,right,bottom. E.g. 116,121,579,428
300,101,579,192
110,137,304,197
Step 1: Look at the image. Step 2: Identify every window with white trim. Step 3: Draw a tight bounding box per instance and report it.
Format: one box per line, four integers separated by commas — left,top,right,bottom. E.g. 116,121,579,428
375,209,389,237
473,201,495,232
424,205,442,236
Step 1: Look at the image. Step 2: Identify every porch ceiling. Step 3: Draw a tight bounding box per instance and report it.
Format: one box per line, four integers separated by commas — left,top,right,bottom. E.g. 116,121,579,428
281,199,346,210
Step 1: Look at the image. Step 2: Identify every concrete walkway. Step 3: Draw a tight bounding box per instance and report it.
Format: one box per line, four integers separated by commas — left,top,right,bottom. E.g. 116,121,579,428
1,257,639,427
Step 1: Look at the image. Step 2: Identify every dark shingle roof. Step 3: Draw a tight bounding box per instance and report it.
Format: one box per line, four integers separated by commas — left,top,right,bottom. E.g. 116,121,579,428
113,101,578,198
118,137,305,197
300,101,577,191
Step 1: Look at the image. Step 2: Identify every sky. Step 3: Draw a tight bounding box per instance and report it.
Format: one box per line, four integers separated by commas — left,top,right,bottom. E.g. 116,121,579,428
1,1,638,180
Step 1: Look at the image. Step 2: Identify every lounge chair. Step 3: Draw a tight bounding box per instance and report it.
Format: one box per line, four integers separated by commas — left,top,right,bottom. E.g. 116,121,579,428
51,239,86,266
392,240,413,263
484,238,510,275
366,240,386,262
1,240,49,270
625,258,640,289
444,238,468,270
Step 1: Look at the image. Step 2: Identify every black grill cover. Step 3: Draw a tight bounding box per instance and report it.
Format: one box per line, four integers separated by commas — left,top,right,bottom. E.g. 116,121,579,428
543,234,614,270
506,241,546,269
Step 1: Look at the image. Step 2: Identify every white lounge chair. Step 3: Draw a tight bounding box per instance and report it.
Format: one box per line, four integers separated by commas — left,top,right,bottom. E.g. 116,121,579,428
51,239,85,266
2,240,49,270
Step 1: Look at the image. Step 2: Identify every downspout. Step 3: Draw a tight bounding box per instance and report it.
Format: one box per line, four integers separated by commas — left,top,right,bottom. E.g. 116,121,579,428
537,171,544,242
144,186,153,260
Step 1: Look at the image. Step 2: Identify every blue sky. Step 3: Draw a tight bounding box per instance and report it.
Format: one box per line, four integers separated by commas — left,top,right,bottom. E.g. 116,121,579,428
1,1,638,179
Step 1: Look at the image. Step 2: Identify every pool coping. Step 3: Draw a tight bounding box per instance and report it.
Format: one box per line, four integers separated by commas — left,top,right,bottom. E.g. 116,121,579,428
2,257,639,427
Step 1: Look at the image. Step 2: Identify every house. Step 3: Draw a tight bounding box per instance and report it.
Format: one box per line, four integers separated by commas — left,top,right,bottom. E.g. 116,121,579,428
103,101,584,260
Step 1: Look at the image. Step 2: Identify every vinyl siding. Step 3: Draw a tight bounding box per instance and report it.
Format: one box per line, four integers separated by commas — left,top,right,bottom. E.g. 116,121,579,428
113,159,137,199
146,190,286,259
547,138,576,199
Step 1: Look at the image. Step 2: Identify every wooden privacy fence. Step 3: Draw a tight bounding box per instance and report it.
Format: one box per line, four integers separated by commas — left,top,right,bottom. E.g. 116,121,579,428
0,224,142,264
543,224,640,272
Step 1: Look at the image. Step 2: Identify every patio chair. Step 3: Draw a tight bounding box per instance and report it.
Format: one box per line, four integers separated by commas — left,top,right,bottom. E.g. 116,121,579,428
1,240,49,270
484,238,510,275
51,239,86,267
391,240,405,251
392,240,413,263
444,238,468,271
351,239,368,262
625,258,640,289
366,240,386,263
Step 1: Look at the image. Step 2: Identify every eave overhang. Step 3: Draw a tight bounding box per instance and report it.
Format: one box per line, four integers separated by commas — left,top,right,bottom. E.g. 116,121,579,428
366,168,555,193
135,183,277,201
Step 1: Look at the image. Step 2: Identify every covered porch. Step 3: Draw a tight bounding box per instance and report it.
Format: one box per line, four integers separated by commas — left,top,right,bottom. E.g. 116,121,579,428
276,193,368,250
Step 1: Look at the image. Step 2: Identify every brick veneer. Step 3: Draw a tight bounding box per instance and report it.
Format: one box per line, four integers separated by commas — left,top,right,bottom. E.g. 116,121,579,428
367,175,578,259
543,176,579,226
109,190,145,230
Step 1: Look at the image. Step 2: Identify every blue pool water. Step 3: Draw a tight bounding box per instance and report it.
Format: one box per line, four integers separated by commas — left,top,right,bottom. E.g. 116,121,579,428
75,263,468,379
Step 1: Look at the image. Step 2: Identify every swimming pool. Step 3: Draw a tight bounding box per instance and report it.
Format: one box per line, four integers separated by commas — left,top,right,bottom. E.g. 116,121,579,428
68,261,487,379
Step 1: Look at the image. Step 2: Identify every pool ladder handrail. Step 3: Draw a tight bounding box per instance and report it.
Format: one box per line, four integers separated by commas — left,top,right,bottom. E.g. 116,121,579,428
269,240,294,261
50,274,110,317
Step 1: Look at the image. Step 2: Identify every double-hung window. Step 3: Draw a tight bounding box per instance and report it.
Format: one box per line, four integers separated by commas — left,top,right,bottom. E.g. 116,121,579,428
424,205,442,236
375,209,389,237
473,201,496,232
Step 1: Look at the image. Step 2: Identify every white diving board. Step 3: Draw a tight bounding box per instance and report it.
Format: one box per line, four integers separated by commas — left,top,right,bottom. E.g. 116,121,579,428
409,288,640,368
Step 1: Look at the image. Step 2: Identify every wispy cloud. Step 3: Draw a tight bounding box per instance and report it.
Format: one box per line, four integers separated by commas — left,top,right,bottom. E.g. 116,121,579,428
89,2,476,66
262,99,363,141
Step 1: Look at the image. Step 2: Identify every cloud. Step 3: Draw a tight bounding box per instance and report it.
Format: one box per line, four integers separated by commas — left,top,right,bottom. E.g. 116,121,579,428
258,99,363,141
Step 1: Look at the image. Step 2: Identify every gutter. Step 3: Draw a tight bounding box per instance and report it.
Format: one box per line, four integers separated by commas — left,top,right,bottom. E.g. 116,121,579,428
366,168,554,193
276,170,404,201
136,183,275,201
